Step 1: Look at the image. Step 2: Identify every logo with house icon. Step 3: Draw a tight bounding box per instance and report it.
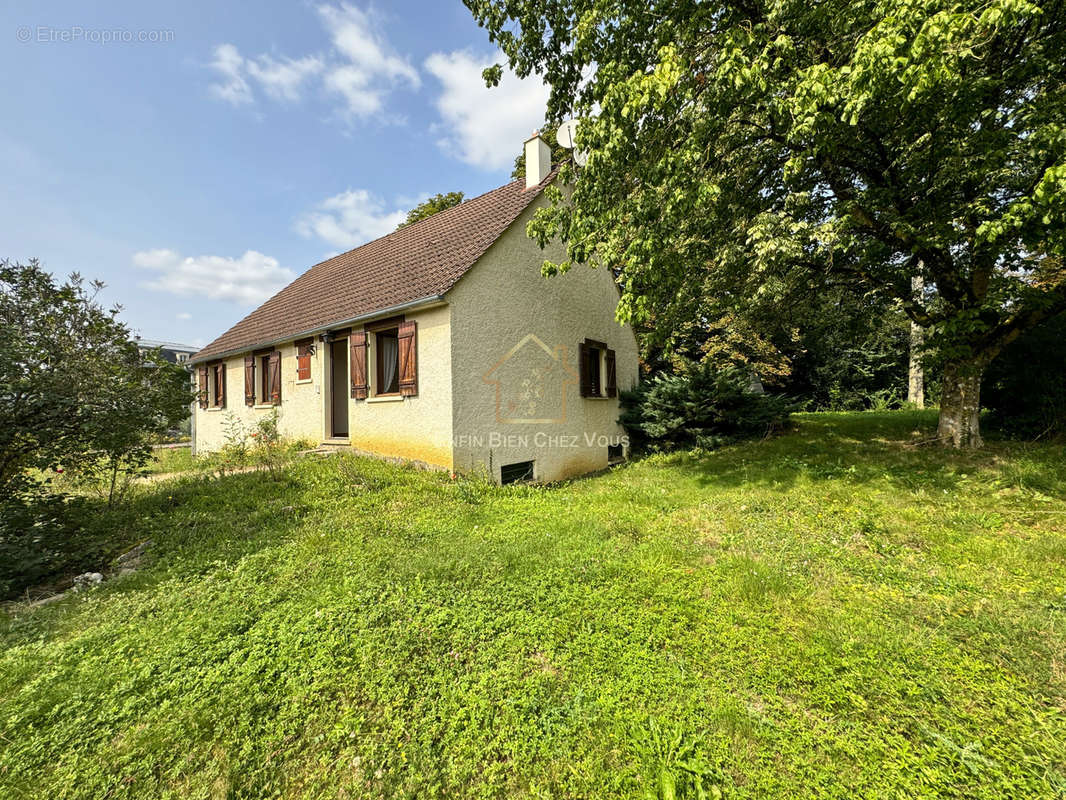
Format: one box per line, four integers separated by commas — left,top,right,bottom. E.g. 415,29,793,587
482,334,579,424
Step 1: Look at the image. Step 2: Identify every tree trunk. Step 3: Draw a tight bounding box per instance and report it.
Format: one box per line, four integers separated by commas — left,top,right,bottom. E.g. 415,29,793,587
108,460,119,509
937,360,985,448
908,320,925,408
908,276,925,408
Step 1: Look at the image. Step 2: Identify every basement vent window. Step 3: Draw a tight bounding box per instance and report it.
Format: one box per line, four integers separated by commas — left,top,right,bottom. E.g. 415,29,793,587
608,444,624,464
500,460,534,485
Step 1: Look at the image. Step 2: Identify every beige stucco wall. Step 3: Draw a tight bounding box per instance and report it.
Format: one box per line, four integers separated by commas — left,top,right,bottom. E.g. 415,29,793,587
447,196,640,483
192,341,325,453
344,304,454,470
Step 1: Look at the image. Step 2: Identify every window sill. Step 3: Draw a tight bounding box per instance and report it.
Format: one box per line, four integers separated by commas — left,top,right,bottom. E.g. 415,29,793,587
205,406,223,412
367,394,404,404
253,404,278,410
295,379,313,385
584,395,610,401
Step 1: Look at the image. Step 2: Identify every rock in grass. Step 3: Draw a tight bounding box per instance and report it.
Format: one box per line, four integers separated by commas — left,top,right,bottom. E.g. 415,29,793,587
72,572,103,591
115,539,153,569
28,592,67,608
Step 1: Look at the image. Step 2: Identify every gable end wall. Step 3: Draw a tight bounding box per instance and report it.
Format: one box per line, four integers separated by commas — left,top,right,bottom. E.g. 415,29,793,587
447,195,640,482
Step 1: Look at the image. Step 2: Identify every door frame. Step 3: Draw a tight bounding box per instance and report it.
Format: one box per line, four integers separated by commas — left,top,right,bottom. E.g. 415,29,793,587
328,337,349,439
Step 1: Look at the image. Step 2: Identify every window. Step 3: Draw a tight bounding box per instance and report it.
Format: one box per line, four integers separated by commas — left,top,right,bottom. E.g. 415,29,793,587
501,460,534,485
579,339,617,398
588,346,602,396
177,352,188,363
375,328,400,395
211,362,226,407
246,351,280,406
198,362,226,409
259,355,271,402
353,317,417,401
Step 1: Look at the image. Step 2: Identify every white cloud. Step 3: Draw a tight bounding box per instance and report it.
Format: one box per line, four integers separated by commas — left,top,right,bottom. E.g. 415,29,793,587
322,64,384,117
317,3,419,117
133,249,296,306
208,43,252,106
247,54,324,102
206,3,418,120
176,312,192,320
424,49,550,170
295,190,408,250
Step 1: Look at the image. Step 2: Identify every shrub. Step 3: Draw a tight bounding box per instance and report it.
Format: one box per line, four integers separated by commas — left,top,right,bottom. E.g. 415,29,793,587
984,313,1066,440
251,409,286,480
619,363,794,451
216,414,251,474
0,259,192,501
0,490,92,599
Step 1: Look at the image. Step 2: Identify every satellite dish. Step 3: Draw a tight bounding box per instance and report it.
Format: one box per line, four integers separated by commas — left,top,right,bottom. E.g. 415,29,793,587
573,148,588,167
556,119,578,149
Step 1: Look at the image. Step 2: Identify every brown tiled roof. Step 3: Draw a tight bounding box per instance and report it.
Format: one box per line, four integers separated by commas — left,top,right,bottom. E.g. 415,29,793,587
192,174,552,362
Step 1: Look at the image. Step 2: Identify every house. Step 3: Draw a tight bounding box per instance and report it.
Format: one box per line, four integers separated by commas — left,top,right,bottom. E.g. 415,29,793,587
188,133,638,483
135,338,199,365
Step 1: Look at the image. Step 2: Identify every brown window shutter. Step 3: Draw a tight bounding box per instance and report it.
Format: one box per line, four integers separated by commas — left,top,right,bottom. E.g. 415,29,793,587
244,355,255,406
398,320,417,397
578,342,591,397
269,350,282,405
198,365,209,409
350,331,368,399
296,339,312,381
605,348,617,398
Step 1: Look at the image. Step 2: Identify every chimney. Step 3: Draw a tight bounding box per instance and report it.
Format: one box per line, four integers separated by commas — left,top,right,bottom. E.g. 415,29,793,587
524,130,551,188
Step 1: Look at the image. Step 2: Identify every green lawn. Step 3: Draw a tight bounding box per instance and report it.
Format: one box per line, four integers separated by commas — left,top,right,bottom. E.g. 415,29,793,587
144,445,197,475
2,411,1064,798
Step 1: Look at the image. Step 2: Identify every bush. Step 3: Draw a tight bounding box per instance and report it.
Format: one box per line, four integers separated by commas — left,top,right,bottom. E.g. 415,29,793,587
984,313,1066,440
0,491,92,599
619,363,794,451
0,259,192,501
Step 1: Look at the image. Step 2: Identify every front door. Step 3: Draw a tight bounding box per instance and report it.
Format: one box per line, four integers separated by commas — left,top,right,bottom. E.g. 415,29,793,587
330,338,349,438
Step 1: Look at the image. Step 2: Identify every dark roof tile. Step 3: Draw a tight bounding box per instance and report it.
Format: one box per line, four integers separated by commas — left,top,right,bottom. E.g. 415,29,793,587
192,175,550,361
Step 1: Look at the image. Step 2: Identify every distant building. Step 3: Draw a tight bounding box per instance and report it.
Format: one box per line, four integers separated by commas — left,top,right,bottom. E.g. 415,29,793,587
135,339,199,366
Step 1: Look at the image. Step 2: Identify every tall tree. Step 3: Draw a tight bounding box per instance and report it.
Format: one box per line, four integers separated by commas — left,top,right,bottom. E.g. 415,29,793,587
0,260,191,501
466,0,1066,446
396,192,464,229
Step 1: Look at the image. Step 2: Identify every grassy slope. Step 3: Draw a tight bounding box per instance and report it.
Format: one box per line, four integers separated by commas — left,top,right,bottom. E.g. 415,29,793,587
1,411,1064,799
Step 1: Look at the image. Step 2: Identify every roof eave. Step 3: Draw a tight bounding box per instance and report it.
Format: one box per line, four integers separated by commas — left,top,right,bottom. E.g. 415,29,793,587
189,294,447,364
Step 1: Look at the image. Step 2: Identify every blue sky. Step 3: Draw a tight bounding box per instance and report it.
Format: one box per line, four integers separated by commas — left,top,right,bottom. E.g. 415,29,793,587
0,1,549,347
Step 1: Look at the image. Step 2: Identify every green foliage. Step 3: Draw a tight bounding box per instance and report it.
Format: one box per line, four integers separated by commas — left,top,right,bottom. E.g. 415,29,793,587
785,289,912,410
647,285,913,411
0,493,89,599
396,192,465,229
144,446,196,475
214,410,305,478
218,412,252,474
984,312,1066,439
0,259,192,499
250,408,286,479
1,412,1064,796
0,259,191,593
620,363,794,450
464,0,1066,444
637,720,723,800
